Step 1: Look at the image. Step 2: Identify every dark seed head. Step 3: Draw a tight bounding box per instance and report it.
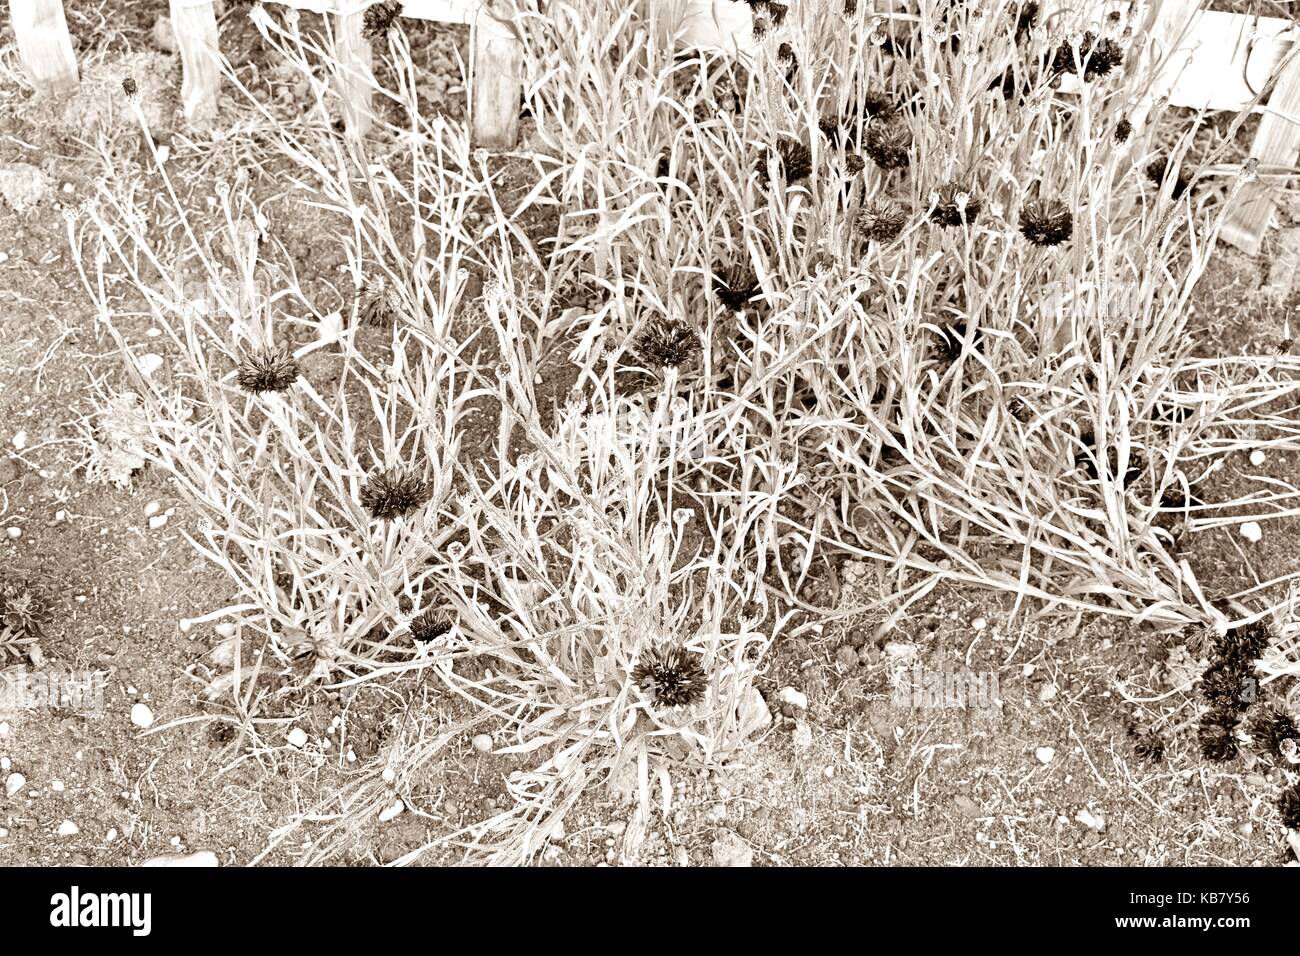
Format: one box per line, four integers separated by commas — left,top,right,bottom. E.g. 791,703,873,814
1213,619,1271,666
1248,708,1298,761
0,575,54,639
758,137,814,185
358,275,402,327
633,316,701,369
1200,657,1256,712
631,645,708,709
855,197,909,244
1198,706,1241,761
1051,31,1124,82
1019,198,1073,247
122,77,139,98
409,609,453,643
1132,730,1165,763
362,0,403,40
864,120,911,170
235,346,300,394
928,181,981,228
1278,784,1300,830
359,468,433,522
1146,156,1190,200
1114,118,1133,144
844,153,865,175
712,264,761,312
932,321,977,363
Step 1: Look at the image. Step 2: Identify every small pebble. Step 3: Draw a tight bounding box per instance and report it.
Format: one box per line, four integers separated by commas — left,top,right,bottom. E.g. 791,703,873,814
971,616,988,631
378,799,405,823
1240,521,1263,543
1035,746,1056,764
144,500,161,517
12,431,27,450
4,771,24,797
0,722,9,737
6,527,21,539
214,622,235,638
1249,449,1266,466
1039,683,1059,703
138,353,164,377
130,702,155,729
286,727,308,748
471,733,493,752
148,514,168,530
56,819,79,837
50,780,64,792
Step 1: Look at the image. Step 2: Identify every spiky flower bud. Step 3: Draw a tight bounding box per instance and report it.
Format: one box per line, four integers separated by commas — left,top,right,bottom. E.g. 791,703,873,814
855,197,909,243
1018,198,1073,246
362,0,403,40
631,645,708,709
359,468,433,522
864,120,911,169
929,181,981,228
712,264,761,312
235,346,300,394
633,316,701,369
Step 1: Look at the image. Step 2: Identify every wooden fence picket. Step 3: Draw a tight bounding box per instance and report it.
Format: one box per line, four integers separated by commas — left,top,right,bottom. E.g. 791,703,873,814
9,0,80,95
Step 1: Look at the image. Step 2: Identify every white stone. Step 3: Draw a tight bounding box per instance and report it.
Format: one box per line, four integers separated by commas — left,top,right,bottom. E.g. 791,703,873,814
148,514,168,530
1249,449,1266,466
971,616,988,631
286,727,308,748
0,721,9,737
1035,746,1055,764
378,799,405,823
1240,521,1263,543
778,686,809,710
130,702,154,729
50,780,64,792
138,353,164,377
6,527,20,539
56,819,79,837
1075,808,1105,832
144,500,161,516
4,771,24,796
12,430,26,449
214,622,236,638
471,733,493,752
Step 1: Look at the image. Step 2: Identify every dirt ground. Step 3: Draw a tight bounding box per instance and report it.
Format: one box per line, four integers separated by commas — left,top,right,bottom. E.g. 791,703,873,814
2,2,1300,867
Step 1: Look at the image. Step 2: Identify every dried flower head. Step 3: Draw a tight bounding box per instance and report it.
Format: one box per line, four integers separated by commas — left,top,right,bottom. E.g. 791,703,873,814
358,275,403,327
1126,723,1167,762
0,575,54,640
1146,156,1190,200
713,264,761,312
1018,198,1073,247
1278,784,1300,829
362,0,403,40
1198,706,1241,761
932,321,978,363
235,346,300,394
631,645,708,709
928,181,981,228
633,316,701,369
1249,708,1298,761
1114,118,1133,144
1213,620,1271,666
1050,31,1124,81
758,137,814,185
1200,657,1256,712
359,468,433,522
855,197,909,243
843,153,866,175
864,120,911,169
122,77,139,98
409,609,453,644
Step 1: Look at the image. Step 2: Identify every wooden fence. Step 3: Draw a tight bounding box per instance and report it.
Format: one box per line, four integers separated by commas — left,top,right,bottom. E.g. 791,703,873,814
9,0,1300,253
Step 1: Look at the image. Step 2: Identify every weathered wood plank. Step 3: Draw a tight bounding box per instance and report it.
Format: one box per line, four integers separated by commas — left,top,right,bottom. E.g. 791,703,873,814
171,0,221,125
470,3,522,148
334,5,375,137
1221,50,1300,254
9,0,79,95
